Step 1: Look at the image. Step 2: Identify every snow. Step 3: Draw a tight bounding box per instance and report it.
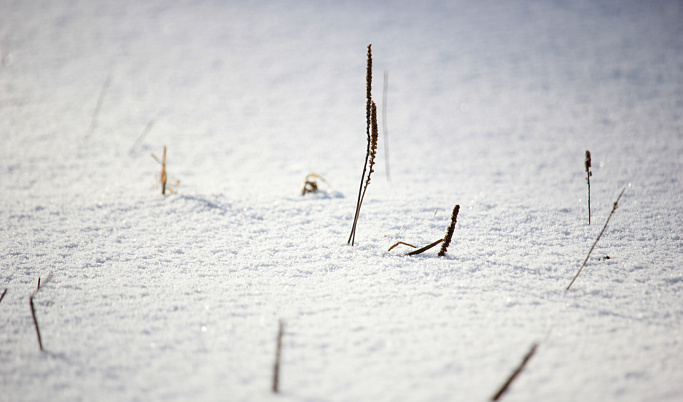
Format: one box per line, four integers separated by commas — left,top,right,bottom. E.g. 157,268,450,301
1,0,682,401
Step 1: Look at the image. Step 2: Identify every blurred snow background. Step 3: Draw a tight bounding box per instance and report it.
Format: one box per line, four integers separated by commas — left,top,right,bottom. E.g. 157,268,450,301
1,0,682,401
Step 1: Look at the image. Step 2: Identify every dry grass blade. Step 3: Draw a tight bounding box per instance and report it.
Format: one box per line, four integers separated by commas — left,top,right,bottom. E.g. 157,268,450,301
491,343,539,401
161,146,167,195
348,44,374,246
128,118,156,155
387,241,417,252
30,274,52,352
0,288,7,304
85,73,111,137
438,205,460,256
407,238,444,256
272,319,285,393
567,186,626,290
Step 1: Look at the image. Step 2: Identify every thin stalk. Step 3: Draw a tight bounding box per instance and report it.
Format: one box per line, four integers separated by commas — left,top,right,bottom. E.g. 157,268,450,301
348,44,373,246
491,343,539,401
585,150,592,225
567,186,626,290
128,118,157,155
0,288,7,304
272,319,285,393
352,101,379,246
161,146,167,195
85,73,111,137
407,238,444,256
382,70,390,182
387,241,417,252
30,274,52,351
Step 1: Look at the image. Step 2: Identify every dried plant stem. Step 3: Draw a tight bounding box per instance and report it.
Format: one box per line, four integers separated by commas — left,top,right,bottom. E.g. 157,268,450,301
348,44,374,246
387,241,417,252
128,118,156,155
272,319,285,393
491,343,539,401
30,274,52,352
585,150,592,225
0,288,7,304
351,102,379,245
161,146,167,195
567,186,626,290
85,73,111,137
382,70,390,182
438,205,460,256
407,238,444,256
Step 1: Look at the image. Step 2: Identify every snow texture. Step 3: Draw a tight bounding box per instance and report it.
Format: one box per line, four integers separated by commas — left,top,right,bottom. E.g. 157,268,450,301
1,0,682,401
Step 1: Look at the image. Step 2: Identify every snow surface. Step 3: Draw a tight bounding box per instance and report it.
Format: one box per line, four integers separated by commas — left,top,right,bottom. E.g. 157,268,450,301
1,0,682,401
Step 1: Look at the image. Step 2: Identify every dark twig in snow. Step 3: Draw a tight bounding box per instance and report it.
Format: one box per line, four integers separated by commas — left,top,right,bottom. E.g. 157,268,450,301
272,319,285,393
567,186,626,290
438,205,460,256
491,342,539,401
407,238,444,256
30,274,52,351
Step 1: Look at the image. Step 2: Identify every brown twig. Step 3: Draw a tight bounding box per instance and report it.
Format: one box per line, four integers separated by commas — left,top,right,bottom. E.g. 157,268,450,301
0,288,6,304
272,319,285,393
387,241,417,252
567,186,626,290
491,343,539,401
407,238,444,256
438,205,460,256
30,274,52,351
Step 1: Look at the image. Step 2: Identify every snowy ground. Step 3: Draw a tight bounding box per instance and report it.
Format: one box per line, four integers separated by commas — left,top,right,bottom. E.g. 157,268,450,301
1,0,682,401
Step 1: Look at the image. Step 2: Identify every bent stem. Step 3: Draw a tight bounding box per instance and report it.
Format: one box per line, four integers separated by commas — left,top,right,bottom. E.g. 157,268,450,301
407,238,444,256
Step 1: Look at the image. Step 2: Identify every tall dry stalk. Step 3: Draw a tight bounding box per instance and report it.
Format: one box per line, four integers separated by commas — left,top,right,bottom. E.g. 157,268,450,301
585,150,592,225
438,205,460,256
567,186,626,290
348,44,376,246
272,319,285,393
